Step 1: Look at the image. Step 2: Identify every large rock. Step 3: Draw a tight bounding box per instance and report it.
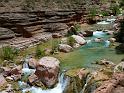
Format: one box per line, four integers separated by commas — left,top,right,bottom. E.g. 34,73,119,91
114,61,124,72
72,35,86,45
28,58,38,69
35,56,60,87
0,74,7,88
93,73,124,93
59,44,73,53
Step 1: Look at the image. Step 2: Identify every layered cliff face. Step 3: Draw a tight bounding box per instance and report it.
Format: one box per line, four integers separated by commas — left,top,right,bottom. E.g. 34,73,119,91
0,0,121,49
0,10,87,49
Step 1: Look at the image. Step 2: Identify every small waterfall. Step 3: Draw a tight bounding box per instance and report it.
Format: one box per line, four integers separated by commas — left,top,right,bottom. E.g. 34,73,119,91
93,31,106,38
21,73,68,93
104,40,110,48
80,72,97,93
97,21,110,25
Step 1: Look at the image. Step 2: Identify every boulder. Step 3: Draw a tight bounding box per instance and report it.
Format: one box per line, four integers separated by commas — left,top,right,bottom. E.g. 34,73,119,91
59,44,73,53
73,43,81,48
35,56,60,87
10,65,22,75
72,35,86,45
61,38,68,44
28,58,38,69
28,74,38,84
93,79,118,93
77,68,90,79
0,74,7,88
109,38,116,43
114,61,124,72
96,59,115,67
113,86,124,93
93,73,124,93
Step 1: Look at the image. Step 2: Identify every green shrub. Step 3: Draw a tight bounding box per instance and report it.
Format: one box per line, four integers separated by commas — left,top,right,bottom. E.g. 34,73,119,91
110,4,120,15
115,20,124,43
21,0,36,10
67,36,75,47
0,46,18,61
35,45,45,58
51,39,60,54
100,11,109,16
74,23,81,32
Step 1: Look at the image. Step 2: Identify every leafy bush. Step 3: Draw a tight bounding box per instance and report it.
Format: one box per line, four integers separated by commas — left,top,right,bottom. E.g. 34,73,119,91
35,45,45,58
110,4,120,15
0,46,18,61
67,36,75,47
74,23,81,32
100,11,109,16
115,20,124,43
51,39,60,54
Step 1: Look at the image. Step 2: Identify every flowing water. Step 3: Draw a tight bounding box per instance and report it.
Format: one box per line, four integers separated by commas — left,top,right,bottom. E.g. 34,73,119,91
19,18,124,93
59,31,123,70
20,73,68,93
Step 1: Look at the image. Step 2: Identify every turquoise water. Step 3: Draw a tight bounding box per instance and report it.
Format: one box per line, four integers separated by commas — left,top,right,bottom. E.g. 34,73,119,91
60,31,124,70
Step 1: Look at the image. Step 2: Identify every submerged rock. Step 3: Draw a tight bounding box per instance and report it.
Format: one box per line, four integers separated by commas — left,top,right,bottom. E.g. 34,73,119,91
59,44,73,53
35,56,60,88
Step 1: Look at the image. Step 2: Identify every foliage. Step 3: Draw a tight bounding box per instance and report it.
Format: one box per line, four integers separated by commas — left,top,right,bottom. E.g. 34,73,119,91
74,23,81,32
110,4,120,15
0,46,18,61
21,0,36,10
51,39,60,54
100,11,109,16
67,36,75,47
89,7,98,17
35,45,45,58
119,0,124,9
115,20,124,43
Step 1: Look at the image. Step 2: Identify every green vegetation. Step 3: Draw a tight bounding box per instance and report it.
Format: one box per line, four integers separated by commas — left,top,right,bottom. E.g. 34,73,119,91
21,0,36,10
51,39,60,54
0,46,18,61
74,23,81,32
110,3,120,15
88,6,98,17
35,44,45,58
100,11,109,16
67,36,75,47
115,20,124,43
